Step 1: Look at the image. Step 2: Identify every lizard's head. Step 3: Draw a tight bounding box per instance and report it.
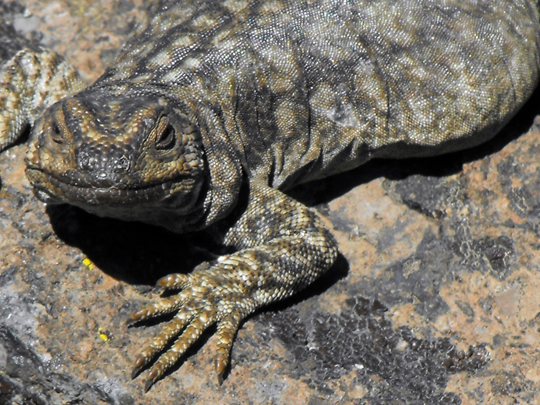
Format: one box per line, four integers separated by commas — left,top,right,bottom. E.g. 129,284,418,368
25,92,207,230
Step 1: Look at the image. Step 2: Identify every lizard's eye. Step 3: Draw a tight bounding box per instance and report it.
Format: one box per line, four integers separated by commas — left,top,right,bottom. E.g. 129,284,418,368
155,123,176,151
50,121,64,145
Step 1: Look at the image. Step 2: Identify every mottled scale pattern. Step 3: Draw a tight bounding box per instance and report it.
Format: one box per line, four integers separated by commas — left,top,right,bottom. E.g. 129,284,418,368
1,0,540,392
0,48,85,152
91,0,540,188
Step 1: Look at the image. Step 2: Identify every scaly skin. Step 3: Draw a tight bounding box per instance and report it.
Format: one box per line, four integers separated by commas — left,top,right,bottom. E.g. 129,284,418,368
0,48,85,152
1,0,540,392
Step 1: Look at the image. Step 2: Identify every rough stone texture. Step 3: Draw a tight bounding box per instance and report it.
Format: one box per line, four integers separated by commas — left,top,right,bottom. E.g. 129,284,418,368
1,0,540,403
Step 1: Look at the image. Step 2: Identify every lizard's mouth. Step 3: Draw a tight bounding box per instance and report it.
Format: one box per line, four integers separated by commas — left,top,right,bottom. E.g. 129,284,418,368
26,168,196,208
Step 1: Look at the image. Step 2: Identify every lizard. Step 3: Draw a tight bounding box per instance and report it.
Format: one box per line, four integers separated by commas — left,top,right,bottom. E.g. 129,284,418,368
0,0,539,393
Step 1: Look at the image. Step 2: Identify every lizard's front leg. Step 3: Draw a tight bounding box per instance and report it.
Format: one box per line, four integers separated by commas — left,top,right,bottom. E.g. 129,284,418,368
130,184,338,391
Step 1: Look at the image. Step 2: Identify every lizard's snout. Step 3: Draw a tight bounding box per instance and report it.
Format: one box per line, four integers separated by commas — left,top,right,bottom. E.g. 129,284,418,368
76,144,132,185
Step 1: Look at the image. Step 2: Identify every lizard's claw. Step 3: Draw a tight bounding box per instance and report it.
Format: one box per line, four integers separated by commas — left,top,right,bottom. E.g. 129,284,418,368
130,268,257,392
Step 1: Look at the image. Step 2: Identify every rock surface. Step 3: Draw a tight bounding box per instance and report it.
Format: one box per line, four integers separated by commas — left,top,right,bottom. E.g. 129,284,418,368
1,1,540,403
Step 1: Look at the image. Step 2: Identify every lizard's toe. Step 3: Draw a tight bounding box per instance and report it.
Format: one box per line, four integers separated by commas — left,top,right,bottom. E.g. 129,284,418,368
129,293,185,323
156,273,189,290
139,306,215,391
131,311,191,378
214,310,245,379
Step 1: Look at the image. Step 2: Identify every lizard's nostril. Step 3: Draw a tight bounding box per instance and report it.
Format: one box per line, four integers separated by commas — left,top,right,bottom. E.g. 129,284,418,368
77,150,91,170
113,155,131,173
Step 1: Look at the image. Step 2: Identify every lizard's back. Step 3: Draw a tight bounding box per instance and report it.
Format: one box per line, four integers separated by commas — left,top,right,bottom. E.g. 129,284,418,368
90,0,540,189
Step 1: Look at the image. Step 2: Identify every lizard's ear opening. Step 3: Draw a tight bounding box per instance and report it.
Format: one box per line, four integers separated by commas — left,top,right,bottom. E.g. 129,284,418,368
154,119,176,151
50,120,65,145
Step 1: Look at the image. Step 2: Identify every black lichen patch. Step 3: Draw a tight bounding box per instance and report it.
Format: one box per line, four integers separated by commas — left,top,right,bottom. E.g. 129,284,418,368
0,325,134,405
358,230,453,320
259,297,489,404
496,156,540,221
388,173,518,281
392,175,459,219
471,236,516,279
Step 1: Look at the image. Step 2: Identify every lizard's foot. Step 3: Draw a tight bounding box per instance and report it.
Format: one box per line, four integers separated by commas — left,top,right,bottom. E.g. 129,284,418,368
129,264,257,392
